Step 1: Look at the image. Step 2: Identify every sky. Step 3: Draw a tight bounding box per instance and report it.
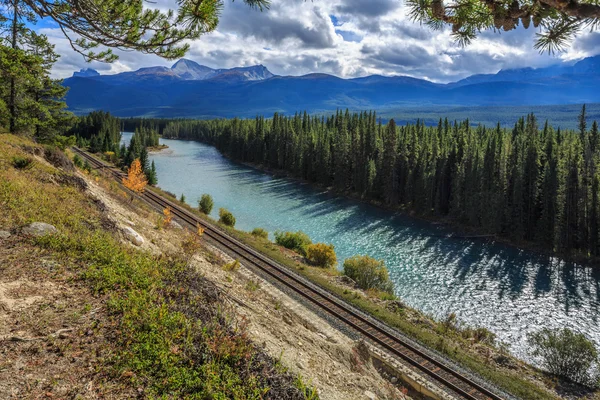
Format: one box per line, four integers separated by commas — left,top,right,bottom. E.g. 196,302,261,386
38,0,600,83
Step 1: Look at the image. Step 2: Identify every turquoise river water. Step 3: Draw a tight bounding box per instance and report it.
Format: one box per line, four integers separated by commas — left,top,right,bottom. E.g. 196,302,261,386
123,132,600,360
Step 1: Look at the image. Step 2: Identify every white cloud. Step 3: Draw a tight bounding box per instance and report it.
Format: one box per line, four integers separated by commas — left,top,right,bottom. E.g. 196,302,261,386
44,0,600,83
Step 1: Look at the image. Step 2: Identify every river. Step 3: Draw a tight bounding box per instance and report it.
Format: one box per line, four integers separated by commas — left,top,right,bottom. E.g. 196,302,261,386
123,132,600,361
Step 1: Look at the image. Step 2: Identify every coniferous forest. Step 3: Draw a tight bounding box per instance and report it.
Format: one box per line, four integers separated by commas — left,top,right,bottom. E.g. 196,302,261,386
70,111,160,184
159,107,600,259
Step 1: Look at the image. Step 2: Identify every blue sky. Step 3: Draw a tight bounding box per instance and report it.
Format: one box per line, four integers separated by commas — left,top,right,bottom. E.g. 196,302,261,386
37,0,600,82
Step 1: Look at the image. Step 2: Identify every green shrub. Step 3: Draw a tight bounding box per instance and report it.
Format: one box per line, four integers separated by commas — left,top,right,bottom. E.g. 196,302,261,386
83,160,92,173
251,227,269,239
274,230,312,256
306,243,337,268
73,154,83,168
198,194,214,214
12,156,34,170
219,208,236,227
528,328,599,386
343,255,394,294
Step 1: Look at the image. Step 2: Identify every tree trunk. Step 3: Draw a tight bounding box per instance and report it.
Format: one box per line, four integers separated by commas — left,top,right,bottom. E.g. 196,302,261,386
9,0,19,133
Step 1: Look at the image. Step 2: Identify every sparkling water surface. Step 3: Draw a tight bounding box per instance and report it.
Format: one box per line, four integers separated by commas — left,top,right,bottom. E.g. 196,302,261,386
124,132,600,361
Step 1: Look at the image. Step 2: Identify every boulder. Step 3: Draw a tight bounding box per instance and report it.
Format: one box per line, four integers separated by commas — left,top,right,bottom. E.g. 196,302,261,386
22,222,58,237
122,226,144,246
0,230,11,239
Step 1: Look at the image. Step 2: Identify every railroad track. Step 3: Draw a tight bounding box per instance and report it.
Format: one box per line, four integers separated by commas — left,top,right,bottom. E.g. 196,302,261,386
72,147,506,400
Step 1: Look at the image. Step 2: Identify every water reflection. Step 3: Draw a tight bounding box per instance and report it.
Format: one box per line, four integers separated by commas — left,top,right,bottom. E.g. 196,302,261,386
124,133,600,361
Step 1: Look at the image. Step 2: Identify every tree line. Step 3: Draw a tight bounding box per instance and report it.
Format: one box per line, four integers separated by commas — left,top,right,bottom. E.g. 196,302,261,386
159,107,600,259
70,111,159,185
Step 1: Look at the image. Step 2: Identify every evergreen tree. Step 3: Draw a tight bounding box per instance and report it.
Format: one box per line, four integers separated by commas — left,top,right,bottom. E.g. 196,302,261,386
153,110,600,259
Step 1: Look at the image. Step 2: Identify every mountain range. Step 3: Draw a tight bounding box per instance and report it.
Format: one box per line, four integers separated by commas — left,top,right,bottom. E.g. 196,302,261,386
63,56,600,118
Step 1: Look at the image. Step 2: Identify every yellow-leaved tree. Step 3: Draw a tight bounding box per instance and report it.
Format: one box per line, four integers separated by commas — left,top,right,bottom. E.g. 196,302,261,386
122,159,147,201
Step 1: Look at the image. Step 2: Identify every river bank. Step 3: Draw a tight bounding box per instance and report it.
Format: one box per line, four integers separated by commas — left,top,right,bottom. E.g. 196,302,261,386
135,133,600,364
221,147,599,268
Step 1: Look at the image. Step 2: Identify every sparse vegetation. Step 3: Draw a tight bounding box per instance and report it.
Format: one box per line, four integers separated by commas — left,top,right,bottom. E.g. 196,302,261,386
219,208,236,227
199,194,214,215
274,230,312,256
251,227,269,239
246,280,260,292
305,243,337,268
343,255,394,294
223,259,241,272
180,224,204,259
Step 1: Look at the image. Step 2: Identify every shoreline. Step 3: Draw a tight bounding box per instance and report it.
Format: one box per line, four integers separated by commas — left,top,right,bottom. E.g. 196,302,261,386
160,135,598,268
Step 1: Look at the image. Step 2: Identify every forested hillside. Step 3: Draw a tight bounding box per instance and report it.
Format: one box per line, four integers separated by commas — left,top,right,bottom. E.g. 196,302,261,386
62,56,600,119
160,108,600,259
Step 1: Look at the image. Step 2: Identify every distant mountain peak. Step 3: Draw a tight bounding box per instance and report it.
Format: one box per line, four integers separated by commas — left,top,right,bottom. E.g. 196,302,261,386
170,59,214,80
73,68,99,78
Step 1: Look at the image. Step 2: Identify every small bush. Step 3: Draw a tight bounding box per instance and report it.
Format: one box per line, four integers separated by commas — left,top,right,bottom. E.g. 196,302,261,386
274,230,312,256
44,146,74,171
73,154,83,168
12,156,34,170
223,260,241,272
528,328,599,386
306,243,337,268
181,225,203,258
251,227,269,239
343,255,394,294
199,194,214,215
461,326,496,345
219,208,236,227
245,280,260,292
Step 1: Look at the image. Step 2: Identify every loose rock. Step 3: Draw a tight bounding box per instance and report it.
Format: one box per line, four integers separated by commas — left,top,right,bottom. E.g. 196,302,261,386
171,220,184,230
21,222,58,237
364,390,377,400
0,230,11,239
122,226,144,246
